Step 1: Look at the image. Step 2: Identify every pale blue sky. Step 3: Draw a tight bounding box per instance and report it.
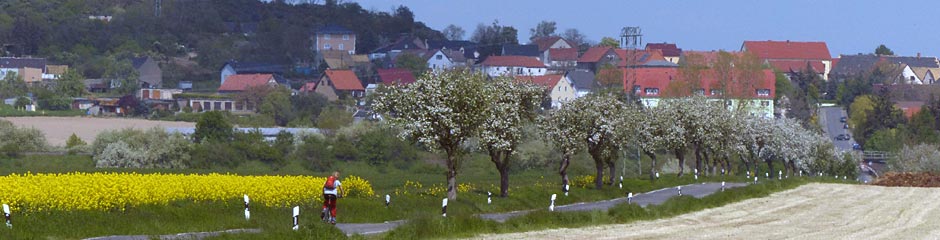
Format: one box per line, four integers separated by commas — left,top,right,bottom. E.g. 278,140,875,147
350,0,940,58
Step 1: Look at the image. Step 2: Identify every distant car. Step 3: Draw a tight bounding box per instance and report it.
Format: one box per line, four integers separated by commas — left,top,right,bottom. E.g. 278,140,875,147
836,134,850,141
843,123,849,129
853,143,862,150
840,116,847,123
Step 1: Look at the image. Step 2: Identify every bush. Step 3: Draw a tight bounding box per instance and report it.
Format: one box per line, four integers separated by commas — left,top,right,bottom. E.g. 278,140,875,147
194,111,233,143
892,144,940,172
65,133,88,155
92,128,192,168
189,142,245,169
0,119,47,156
291,134,335,171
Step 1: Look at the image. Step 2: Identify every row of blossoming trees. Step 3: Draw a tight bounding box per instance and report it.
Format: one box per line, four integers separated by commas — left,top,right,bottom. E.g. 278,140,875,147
374,70,845,200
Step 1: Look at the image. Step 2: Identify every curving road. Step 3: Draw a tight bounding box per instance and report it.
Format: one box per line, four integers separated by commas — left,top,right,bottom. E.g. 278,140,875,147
819,106,858,151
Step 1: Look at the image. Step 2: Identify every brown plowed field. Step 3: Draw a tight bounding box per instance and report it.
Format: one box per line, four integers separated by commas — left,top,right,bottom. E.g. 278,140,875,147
1,117,194,146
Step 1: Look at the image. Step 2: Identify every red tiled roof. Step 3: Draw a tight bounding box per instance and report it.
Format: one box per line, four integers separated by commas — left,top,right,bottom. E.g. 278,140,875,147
516,74,564,88
532,36,575,52
831,58,840,70
682,50,743,66
324,69,364,91
768,60,826,73
645,43,682,57
481,56,546,68
743,40,831,60
549,48,579,61
896,101,924,119
218,74,275,92
614,49,666,67
376,68,416,85
578,47,614,63
300,82,317,92
627,68,776,99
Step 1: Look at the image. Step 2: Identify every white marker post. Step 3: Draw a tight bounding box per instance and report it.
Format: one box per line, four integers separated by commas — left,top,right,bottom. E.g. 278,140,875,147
627,192,633,204
778,170,782,180
746,171,750,178
843,176,847,180
619,176,623,189
655,172,660,179
753,176,758,184
694,169,699,180
549,194,557,211
442,198,448,217
564,184,569,197
721,181,726,192
765,172,769,179
292,206,300,230
3,204,10,228
487,192,492,205
677,186,682,196
243,194,250,221
385,194,391,208
721,169,726,176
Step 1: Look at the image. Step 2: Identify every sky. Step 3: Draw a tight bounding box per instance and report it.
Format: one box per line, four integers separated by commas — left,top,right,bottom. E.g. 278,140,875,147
348,0,940,58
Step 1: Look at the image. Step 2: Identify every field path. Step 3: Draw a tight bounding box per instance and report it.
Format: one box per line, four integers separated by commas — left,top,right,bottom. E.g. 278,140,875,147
337,182,746,236
472,183,940,239
1,117,194,146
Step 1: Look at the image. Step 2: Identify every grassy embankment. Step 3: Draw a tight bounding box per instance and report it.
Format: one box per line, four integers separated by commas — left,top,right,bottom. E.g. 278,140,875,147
0,154,848,239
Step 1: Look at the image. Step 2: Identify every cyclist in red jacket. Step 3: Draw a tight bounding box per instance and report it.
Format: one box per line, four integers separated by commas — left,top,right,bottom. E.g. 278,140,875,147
321,171,344,224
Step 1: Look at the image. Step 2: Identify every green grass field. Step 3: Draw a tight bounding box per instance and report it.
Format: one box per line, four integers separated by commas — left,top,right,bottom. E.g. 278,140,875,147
0,153,845,239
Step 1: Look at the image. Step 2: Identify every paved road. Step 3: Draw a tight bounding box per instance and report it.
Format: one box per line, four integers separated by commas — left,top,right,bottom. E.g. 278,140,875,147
477,182,747,223
85,182,747,238
819,106,857,151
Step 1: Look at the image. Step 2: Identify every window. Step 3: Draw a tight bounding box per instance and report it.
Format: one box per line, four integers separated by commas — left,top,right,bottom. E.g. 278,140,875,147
725,100,732,106
644,88,660,95
710,89,723,96
694,88,705,95
338,44,344,50
343,34,349,40
436,54,443,60
517,68,523,74
756,89,771,96
324,34,330,40
324,44,331,49
633,86,641,93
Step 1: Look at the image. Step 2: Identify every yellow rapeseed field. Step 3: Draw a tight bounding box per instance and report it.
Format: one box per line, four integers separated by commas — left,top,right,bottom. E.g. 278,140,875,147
0,172,375,212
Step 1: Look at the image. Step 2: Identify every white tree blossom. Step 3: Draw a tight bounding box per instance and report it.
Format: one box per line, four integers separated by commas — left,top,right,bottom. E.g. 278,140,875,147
479,76,543,197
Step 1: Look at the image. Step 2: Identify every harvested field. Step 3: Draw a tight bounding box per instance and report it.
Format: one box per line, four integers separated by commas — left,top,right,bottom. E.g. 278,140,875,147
1,117,194,146
473,183,940,239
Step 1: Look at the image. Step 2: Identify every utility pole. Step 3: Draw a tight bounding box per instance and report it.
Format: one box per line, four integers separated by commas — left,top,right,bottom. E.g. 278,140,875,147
154,0,162,17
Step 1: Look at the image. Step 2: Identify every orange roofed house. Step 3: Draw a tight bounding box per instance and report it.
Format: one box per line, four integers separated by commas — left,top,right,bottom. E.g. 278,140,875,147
627,68,777,118
316,69,364,101
742,40,832,80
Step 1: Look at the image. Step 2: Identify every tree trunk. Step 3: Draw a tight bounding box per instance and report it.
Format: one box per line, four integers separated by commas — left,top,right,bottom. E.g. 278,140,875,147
589,145,605,189
703,149,713,176
607,158,616,186
446,152,459,200
647,151,657,181
499,162,510,197
595,160,605,189
694,145,703,177
766,159,774,179
559,153,571,189
675,148,686,177
489,149,511,197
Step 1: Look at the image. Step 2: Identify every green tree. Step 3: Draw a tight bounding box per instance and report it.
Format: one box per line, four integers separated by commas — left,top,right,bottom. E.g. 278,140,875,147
529,20,556,41
56,70,86,97
316,107,353,130
194,111,233,143
66,133,87,155
598,37,619,48
471,20,519,57
875,44,895,56
260,87,293,126
858,88,905,146
104,57,140,95
442,24,465,41
908,107,939,144
849,95,875,128
373,70,492,200
395,52,429,78
479,77,544,197
0,72,28,99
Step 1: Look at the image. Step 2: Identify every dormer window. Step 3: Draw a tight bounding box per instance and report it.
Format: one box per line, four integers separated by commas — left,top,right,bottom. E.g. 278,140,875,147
694,88,705,95
710,89,723,96
324,34,330,40
644,88,660,95
436,54,443,60
343,34,349,40
756,89,771,96
633,86,641,93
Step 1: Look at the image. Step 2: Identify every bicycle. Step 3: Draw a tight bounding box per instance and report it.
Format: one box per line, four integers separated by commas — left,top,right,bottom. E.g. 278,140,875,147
321,194,341,225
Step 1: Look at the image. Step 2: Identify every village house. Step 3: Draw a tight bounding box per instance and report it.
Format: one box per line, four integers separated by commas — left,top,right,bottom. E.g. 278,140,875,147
219,60,287,87
517,74,576,109
577,47,620,73
370,35,428,60
829,54,940,84
480,56,547,77
0,57,47,84
628,68,777,118
316,69,365,101
532,36,577,68
566,69,596,98
217,73,279,94
314,24,356,55
645,43,683,64
132,56,163,88
427,40,480,64
426,49,467,72
742,40,832,80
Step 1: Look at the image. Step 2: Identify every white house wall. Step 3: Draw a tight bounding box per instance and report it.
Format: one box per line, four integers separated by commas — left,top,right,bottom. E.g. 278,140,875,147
639,97,774,118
